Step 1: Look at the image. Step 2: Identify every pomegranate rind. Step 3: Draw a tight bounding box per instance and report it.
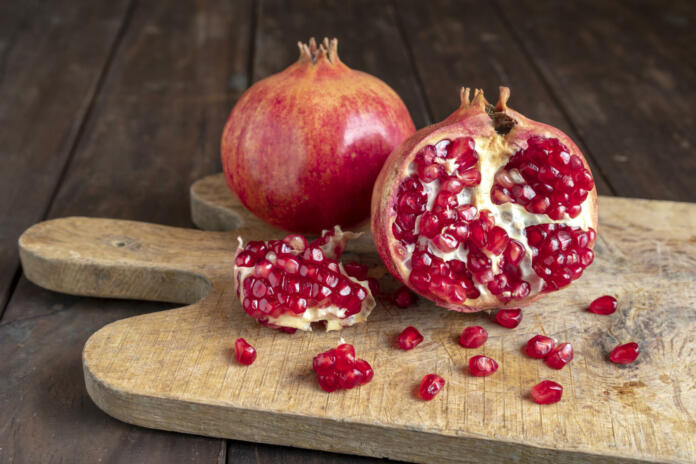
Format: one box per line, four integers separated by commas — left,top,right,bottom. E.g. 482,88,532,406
371,87,599,312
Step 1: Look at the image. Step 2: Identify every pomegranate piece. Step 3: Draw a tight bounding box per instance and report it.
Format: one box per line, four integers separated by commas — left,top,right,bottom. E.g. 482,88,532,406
371,87,598,313
545,342,574,369
609,342,640,364
459,326,488,348
588,295,618,315
419,374,445,401
233,227,375,332
495,308,522,328
398,326,424,350
468,355,499,377
313,343,373,392
525,335,555,359
531,380,563,404
393,285,417,308
234,338,257,365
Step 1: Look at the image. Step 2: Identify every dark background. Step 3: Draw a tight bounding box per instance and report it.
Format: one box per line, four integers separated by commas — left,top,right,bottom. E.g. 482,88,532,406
1,0,694,462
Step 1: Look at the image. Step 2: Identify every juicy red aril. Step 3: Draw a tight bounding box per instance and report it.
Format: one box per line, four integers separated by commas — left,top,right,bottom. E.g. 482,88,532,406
313,343,373,392
531,380,563,404
588,295,617,315
398,326,424,350
545,342,573,369
234,338,257,365
394,285,417,308
419,374,445,401
609,342,639,364
468,355,498,377
495,308,522,328
460,326,488,348
525,335,555,359
343,262,369,281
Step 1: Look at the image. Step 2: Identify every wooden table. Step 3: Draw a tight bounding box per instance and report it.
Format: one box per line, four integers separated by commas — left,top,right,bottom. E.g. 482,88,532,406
1,1,694,462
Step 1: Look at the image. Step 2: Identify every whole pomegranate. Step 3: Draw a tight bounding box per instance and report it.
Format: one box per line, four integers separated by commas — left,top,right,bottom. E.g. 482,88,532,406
221,38,415,233
371,87,598,311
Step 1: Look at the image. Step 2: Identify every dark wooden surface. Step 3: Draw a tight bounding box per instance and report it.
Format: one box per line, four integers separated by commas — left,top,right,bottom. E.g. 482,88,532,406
1,0,694,462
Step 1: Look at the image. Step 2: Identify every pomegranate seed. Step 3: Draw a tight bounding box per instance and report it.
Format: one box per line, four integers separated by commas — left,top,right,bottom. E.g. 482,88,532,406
343,262,369,281
609,342,639,364
394,286,417,308
495,308,522,328
531,380,563,404
468,355,498,377
419,374,445,401
313,349,336,374
234,338,257,365
398,326,424,350
588,295,617,315
459,326,488,348
457,204,478,221
458,168,482,186
545,342,573,369
335,343,355,370
282,234,307,253
354,359,374,385
367,277,380,296
313,343,373,392
235,251,256,267
525,335,555,359
338,368,364,389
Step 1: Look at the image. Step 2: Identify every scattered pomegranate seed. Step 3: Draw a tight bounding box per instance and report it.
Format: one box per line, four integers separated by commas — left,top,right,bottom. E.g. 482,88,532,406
313,343,373,392
525,335,555,359
398,326,424,350
609,342,640,364
393,285,417,308
545,342,573,369
495,308,522,328
234,338,257,365
459,326,488,348
531,380,563,404
468,355,499,377
343,262,369,281
419,374,445,401
588,295,618,315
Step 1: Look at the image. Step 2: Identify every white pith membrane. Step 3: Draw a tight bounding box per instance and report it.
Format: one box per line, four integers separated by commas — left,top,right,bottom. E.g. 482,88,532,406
390,118,596,310
233,226,376,331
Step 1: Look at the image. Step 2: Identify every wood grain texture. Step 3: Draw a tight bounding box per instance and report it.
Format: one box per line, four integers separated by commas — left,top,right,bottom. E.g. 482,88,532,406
18,194,696,463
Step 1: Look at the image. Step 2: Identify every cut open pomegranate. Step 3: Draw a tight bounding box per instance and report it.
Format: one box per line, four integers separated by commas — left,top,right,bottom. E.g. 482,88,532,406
372,87,598,312
233,226,375,331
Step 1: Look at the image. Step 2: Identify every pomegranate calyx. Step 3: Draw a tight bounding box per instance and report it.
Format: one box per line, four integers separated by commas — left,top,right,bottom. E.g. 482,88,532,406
297,37,341,65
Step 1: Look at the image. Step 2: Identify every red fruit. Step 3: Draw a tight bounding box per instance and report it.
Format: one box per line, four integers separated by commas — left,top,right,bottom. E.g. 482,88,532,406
233,227,376,331
525,335,555,359
459,326,488,348
468,355,499,377
588,295,618,315
495,308,522,328
222,38,415,233
313,343,373,392
234,338,257,365
343,262,369,281
545,342,574,369
371,87,598,312
398,326,424,350
394,285,417,308
609,342,640,364
419,374,445,401
531,380,563,404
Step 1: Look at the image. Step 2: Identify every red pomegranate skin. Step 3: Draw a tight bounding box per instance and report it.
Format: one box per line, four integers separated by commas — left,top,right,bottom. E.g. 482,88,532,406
221,38,415,233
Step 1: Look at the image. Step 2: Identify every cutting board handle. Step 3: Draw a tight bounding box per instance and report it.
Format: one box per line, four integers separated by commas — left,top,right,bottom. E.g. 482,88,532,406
18,217,254,304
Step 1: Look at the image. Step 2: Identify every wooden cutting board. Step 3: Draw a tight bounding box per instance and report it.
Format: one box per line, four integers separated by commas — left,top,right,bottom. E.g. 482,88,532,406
18,173,696,464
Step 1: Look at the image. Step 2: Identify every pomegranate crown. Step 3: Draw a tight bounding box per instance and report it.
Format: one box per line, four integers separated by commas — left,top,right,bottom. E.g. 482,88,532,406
297,37,341,65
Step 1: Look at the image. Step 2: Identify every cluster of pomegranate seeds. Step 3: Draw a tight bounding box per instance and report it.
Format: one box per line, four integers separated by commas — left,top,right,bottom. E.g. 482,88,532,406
495,308,522,328
588,295,618,314
393,285,417,308
525,224,596,291
525,335,556,359
531,380,563,404
491,136,594,220
398,326,424,350
545,342,574,369
459,326,488,348
468,355,499,377
234,338,257,365
610,342,640,364
419,374,446,401
312,343,373,392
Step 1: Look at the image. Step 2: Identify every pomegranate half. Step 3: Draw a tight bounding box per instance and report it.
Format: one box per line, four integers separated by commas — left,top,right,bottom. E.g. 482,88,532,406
221,38,415,233
371,87,598,311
